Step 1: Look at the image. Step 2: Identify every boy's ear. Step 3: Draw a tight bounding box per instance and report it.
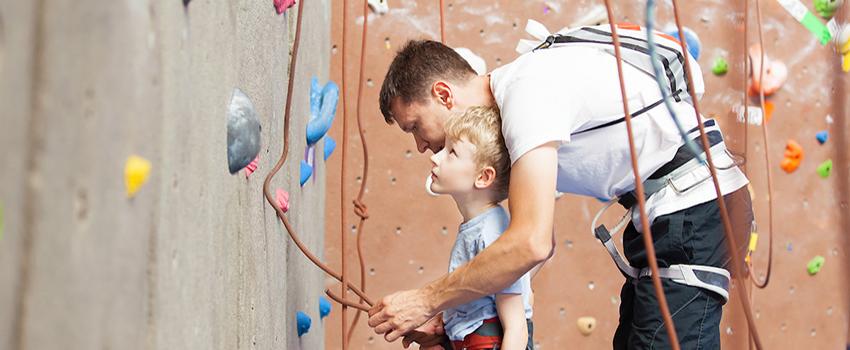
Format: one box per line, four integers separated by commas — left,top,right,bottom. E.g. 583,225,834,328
432,81,454,110
474,166,496,189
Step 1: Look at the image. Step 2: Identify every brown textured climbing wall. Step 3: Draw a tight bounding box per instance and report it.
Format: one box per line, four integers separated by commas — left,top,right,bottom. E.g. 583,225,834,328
325,0,850,349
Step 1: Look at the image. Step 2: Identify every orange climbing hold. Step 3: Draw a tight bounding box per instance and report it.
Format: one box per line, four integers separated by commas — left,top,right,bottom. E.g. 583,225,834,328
749,45,788,96
780,139,804,173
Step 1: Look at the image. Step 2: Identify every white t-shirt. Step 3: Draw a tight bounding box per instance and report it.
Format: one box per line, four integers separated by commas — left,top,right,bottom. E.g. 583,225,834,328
489,45,749,224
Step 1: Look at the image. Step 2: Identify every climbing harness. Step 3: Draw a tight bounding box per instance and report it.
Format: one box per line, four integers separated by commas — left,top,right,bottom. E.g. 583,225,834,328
591,120,739,303
529,23,741,302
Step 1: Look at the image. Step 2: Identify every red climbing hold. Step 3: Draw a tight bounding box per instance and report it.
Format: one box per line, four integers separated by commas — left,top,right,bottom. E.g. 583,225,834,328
276,188,290,213
244,156,259,178
274,0,296,14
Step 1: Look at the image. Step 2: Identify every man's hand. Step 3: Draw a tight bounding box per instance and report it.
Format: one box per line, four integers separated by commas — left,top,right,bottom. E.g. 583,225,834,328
401,314,446,349
368,288,436,342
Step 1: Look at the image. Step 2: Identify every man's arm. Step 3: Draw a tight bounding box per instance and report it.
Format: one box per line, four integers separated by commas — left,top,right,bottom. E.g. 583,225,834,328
368,142,559,342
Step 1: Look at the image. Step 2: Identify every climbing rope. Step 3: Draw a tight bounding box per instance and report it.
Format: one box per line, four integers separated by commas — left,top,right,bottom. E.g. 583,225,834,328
669,0,764,347
261,0,374,330
343,0,373,346
747,0,776,291
600,2,681,348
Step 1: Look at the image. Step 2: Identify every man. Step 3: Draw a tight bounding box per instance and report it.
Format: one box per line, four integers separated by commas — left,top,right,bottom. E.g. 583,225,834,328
368,24,754,349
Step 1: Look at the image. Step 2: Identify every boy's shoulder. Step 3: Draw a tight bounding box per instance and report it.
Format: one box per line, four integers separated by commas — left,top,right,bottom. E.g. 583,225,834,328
467,205,510,245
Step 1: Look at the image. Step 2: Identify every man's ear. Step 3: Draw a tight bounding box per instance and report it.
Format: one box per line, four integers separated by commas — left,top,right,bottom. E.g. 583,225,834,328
474,166,496,189
431,81,454,110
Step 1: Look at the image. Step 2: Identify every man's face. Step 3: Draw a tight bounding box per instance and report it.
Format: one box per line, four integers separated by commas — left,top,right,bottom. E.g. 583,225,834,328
390,97,451,154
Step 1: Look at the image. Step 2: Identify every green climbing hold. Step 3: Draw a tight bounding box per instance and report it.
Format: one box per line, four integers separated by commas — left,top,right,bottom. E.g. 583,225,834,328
807,255,825,275
712,57,728,76
814,0,844,19
817,159,833,178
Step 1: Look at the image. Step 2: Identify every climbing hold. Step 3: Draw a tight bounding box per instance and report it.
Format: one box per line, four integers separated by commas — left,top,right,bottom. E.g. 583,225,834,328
274,0,296,14
817,159,833,178
244,156,259,178
125,155,152,198
665,26,701,59
577,316,597,336
712,57,729,76
323,136,336,161
749,45,788,96
319,296,332,319
227,88,262,174
814,0,844,19
837,25,850,71
454,48,487,75
276,188,290,213
367,0,389,14
300,160,313,186
296,311,312,337
780,140,804,173
807,255,825,275
816,130,829,144
306,78,339,146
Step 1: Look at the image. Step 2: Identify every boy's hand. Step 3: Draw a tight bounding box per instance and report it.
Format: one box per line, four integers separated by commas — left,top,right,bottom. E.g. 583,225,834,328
401,314,446,349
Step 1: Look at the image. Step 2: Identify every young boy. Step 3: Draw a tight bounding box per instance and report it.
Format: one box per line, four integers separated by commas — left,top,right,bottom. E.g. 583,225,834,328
427,106,539,350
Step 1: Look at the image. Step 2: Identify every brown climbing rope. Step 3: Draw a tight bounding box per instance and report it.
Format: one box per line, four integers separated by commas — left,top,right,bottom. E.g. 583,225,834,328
343,0,373,346
670,0,764,347
747,0,776,290
439,0,446,44
261,0,374,329
601,3,681,349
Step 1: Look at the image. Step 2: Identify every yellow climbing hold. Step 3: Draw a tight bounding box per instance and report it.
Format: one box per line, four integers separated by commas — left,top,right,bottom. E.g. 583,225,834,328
577,316,597,336
125,155,152,198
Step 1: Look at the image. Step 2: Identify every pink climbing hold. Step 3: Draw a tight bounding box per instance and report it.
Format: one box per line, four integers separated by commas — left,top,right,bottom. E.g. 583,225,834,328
274,0,296,14
244,156,259,178
276,188,290,213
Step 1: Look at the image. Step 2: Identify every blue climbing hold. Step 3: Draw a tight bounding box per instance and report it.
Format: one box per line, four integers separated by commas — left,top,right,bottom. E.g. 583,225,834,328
306,77,340,146
816,130,828,144
296,311,312,337
665,27,701,60
319,296,332,319
300,160,313,186
324,136,337,161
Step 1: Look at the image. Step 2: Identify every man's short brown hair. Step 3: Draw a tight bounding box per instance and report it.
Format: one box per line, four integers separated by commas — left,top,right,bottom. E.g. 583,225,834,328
379,40,476,124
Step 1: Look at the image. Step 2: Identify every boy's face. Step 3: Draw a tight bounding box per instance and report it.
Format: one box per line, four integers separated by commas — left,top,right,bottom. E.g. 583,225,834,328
428,137,481,195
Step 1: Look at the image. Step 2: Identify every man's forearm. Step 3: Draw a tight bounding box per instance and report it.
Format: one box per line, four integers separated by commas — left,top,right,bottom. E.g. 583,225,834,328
423,228,544,313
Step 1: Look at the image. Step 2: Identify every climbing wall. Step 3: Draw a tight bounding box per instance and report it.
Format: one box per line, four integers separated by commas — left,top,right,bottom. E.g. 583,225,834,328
0,0,332,349
325,0,850,349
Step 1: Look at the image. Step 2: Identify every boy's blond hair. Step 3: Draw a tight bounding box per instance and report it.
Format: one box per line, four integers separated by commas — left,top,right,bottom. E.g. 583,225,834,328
444,106,511,202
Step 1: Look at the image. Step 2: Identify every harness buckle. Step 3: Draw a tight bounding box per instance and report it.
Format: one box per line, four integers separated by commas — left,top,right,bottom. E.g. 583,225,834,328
532,35,559,51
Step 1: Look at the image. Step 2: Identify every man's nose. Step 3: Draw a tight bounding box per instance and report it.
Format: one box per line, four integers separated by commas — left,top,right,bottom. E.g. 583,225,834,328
415,138,429,154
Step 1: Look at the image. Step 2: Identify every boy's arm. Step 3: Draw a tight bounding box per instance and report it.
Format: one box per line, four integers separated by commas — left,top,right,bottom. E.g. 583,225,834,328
369,143,559,342
495,293,529,350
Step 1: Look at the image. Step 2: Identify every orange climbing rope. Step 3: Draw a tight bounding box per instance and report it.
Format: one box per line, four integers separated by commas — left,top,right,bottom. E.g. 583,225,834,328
600,3,680,349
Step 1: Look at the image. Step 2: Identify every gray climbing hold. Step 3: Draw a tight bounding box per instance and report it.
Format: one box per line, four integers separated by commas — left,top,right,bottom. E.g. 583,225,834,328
227,88,262,174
